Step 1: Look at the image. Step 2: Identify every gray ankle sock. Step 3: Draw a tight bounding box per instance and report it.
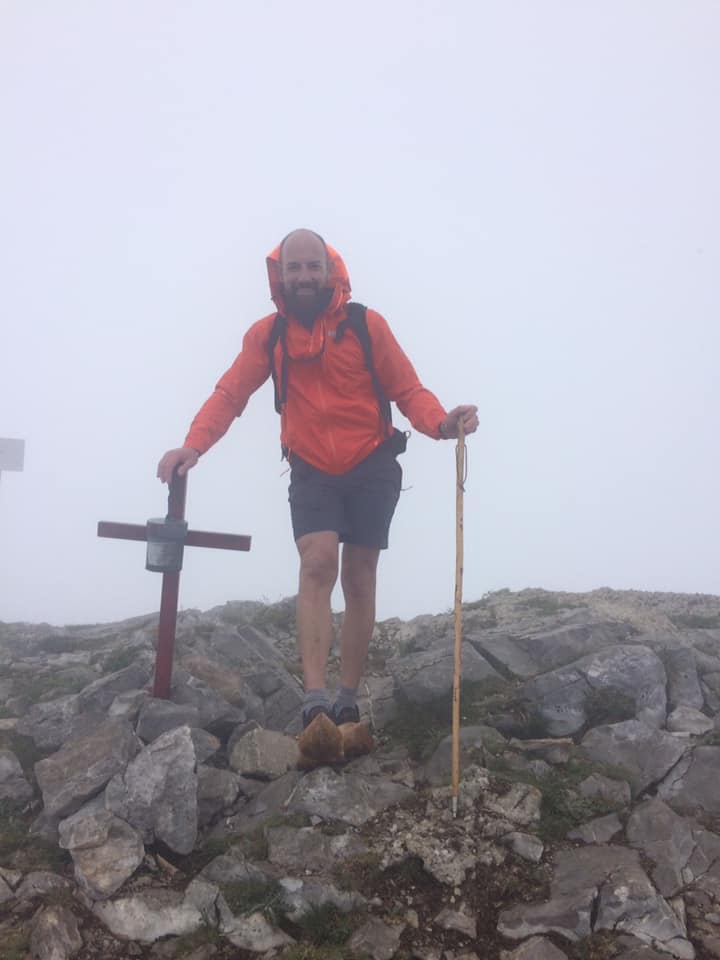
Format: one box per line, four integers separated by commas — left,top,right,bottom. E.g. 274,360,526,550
334,686,358,711
303,688,331,714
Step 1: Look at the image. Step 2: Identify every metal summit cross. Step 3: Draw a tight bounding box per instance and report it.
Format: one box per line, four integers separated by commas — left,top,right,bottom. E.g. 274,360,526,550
98,472,251,698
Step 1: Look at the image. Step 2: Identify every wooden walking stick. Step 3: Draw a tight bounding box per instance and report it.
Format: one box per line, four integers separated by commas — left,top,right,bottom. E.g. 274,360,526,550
452,419,466,818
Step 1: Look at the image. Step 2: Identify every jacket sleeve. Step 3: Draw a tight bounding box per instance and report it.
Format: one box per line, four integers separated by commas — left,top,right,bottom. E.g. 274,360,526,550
183,317,273,454
366,310,447,439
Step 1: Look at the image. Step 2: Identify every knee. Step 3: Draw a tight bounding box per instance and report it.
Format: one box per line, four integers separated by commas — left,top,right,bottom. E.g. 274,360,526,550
341,562,376,603
299,546,338,592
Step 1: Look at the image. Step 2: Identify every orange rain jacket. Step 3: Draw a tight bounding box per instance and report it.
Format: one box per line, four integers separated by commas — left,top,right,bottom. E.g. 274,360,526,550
184,243,448,476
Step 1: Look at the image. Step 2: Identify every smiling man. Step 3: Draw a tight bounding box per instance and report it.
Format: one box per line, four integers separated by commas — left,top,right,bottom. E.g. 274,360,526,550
157,229,478,730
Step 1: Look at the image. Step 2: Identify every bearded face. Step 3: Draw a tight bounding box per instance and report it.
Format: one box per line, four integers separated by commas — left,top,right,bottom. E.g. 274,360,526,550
279,231,332,323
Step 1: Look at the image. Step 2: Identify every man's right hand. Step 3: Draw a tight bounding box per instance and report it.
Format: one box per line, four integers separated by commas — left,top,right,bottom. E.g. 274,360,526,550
156,447,200,484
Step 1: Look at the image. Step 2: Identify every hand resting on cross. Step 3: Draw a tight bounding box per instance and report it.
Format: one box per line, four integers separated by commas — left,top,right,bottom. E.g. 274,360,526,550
156,447,199,484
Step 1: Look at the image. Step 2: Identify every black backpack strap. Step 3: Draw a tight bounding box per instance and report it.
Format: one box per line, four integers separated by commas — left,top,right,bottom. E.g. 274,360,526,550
337,302,392,432
267,314,288,414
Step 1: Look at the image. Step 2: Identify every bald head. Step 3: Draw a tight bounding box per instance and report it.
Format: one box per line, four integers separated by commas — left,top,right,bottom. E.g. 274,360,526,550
279,229,332,322
279,228,328,267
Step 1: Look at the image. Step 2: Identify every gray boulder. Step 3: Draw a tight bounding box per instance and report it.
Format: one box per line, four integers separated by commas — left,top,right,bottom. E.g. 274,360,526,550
227,727,299,779
34,719,141,818
389,642,501,702
135,698,201,742
665,648,704,710
580,720,687,797
287,766,414,827
0,748,33,803
29,905,83,960
105,725,198,854
58,807,144,900
93,878,220,943
658,745,720,816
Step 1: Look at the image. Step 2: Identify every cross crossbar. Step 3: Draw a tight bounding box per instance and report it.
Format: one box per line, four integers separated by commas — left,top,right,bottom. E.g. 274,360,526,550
97,472,251,698
98,522,251,552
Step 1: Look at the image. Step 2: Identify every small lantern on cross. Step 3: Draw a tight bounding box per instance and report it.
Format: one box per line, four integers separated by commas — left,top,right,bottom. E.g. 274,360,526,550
98,472,251,698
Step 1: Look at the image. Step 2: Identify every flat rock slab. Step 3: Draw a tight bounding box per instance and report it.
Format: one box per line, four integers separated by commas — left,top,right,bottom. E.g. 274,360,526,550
93,878,219,942
287,767,414,826
658,745,720,816
499,845,693,958
580,720,687,797
34,719,141,818
501,937,569,960
665,647,704,711
522,644,666,737
267,824,369,873
473,620,632,679
567,813,623,844
346,917,405,960
389,642,501,702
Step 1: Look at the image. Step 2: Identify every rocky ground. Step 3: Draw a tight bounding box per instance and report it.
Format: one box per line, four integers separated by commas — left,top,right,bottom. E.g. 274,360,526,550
2,587,720,960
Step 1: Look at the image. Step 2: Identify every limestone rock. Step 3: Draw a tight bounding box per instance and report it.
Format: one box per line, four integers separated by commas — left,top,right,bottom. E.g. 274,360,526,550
666,647,704,711
34,719,141,818
287,766,414,827
389,642,501,702
0,748,33,803
93,878,219,942
666,706,714,735
58,807,144,899
29,905,83,960
567,813,623,844
196,765,241,827
580,720,687,797
501,937,569,959
658,745,720,816
105,725,198,854
227,727,299,779
267,824,369,873
221,908,294,952
346,916,405,960
136,699,201,742
578,773,631,808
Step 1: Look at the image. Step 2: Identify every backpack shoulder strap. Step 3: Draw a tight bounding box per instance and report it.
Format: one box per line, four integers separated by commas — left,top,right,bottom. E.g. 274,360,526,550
267,314,288,414
342,302,392,430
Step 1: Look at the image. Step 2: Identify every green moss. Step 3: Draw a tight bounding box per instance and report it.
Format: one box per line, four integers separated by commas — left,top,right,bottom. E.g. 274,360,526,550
221,878,285,922
99,646,138,674
333,852,383,893
2,929,30,960
294,903,362,946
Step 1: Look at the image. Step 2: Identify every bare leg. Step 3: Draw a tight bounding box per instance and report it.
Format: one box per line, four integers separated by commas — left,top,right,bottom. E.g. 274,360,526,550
338,543,380,689
296,531,339,690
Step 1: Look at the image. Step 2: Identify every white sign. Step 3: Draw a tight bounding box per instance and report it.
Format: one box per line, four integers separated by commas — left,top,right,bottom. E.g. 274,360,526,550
0,438,25,472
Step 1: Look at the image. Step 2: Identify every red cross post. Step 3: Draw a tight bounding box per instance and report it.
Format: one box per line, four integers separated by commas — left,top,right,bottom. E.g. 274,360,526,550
98,472,251,698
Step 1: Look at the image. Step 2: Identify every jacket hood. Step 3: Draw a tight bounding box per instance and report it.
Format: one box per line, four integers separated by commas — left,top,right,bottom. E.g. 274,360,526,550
266,240,351,317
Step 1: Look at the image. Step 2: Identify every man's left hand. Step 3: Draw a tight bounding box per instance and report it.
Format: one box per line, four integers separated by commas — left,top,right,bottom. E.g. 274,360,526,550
440,405,479,439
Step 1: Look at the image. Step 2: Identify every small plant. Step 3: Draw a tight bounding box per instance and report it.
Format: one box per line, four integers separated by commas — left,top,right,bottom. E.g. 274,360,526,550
536,769,613,841
101,646,138,674
174,912,223,956
294,903,362,946
333,852,383,892
221,878,285,923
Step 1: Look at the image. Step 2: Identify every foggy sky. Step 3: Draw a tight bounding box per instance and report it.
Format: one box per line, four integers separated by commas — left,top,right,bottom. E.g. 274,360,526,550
1,1,718,627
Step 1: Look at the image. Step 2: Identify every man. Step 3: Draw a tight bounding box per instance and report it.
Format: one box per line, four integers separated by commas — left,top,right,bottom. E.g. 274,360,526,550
157,229,478,729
